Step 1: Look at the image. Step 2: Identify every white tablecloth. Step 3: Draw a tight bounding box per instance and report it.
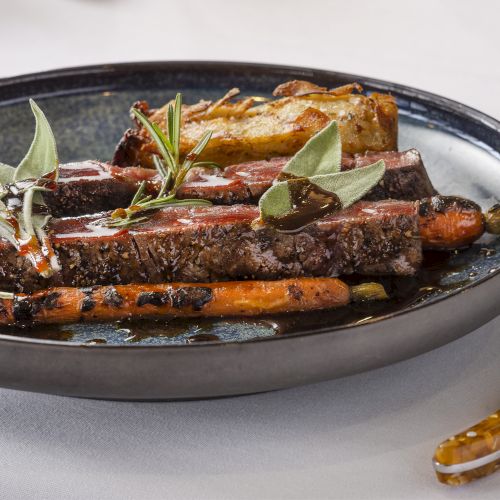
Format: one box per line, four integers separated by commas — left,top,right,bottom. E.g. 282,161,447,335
0,1,499,498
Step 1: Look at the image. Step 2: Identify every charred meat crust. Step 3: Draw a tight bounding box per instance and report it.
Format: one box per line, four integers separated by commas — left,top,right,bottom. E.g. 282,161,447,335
180,149,436,204
113,128,146,169
348,150,437,201
45,150,435,217
44,161,139,217
0,202,422,293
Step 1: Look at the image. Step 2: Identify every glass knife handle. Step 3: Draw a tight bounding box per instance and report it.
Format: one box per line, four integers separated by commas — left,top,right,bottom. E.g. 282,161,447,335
433,410,500,485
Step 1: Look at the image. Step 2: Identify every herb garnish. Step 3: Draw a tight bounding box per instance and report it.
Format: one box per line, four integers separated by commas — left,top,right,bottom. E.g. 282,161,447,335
0,99,60,277
258,121,386,231
99,93,216,228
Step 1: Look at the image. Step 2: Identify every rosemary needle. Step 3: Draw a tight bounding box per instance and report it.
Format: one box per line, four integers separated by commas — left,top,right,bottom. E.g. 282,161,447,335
99,93,218,229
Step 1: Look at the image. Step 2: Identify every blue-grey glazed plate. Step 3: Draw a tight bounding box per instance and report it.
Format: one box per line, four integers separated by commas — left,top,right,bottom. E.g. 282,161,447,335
0,62,498,399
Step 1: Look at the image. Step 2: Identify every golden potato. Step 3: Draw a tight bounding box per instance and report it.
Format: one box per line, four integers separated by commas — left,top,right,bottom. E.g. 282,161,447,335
113,81,398,168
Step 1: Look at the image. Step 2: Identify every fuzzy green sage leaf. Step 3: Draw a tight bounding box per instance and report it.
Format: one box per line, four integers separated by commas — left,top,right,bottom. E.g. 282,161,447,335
0,163,15,185
307,160,385,207
0,100,60,278
259,121,385,231
260,160,385,220
280,120,341,178
14,99,59,182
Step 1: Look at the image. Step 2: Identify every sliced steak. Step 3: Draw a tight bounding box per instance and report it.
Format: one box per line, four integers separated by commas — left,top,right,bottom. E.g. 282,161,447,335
191,149,436,204
45,149,435,216
341,150,437,201
0,201,422,293
43,162,142,217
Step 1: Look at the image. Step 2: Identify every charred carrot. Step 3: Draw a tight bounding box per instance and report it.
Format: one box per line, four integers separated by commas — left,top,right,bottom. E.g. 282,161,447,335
420,196,486,250
0,278,387,326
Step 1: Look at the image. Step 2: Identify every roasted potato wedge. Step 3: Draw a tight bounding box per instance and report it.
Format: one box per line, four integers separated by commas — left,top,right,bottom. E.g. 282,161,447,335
113,81,398,168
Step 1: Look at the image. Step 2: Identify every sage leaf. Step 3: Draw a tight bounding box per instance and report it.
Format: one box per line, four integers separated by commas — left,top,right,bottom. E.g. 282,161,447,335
15,99,59,182
308,160,386,208
281,120,341,178
258,180,293,219
0,217,17,247
0,163,15,185
0,99,60,277
259,161,385,228
33,214,54,247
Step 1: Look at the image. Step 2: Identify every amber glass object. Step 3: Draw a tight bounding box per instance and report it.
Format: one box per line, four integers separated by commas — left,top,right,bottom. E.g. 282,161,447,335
433,410,500,485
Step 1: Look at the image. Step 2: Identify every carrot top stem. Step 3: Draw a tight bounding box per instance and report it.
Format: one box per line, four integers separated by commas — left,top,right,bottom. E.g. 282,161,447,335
485,204,500,234
350,282,389,302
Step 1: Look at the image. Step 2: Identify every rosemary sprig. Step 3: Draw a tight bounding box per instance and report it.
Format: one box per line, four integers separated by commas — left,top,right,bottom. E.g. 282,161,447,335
103,180,211,228
99,93,217,228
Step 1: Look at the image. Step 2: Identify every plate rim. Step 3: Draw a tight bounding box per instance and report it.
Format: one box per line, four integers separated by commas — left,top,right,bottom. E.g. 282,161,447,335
0,60,498,349
0,60,498,127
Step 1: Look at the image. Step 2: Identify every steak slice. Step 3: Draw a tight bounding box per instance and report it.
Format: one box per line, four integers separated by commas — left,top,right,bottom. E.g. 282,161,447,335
0,201,422,293
45,149,435,216
44,161,141,217
179,149,436,204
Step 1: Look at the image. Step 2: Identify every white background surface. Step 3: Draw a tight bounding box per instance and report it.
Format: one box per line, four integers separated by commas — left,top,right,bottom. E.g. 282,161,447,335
0,1,499,498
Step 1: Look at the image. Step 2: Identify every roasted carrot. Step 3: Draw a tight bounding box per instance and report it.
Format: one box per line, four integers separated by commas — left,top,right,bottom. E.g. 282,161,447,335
420,196,486,250
0,278,387,326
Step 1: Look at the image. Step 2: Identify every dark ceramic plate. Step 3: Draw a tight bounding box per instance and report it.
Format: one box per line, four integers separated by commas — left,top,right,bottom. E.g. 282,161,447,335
0,62,498,400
